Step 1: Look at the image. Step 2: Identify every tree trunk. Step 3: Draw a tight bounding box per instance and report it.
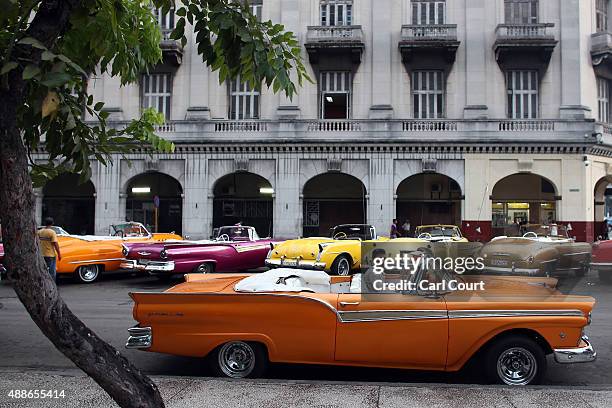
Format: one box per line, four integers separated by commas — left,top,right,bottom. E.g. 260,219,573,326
0,1,164,407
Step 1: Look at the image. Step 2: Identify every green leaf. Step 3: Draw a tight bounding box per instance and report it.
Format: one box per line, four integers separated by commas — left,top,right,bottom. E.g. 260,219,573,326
94,102,104,111
22,64,40,80
0,61,18,75
41,50,56,61
40,71,72,87
18,37,47,50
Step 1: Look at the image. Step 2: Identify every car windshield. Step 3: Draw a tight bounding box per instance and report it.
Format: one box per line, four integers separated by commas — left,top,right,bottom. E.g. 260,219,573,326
111,223,150,237
216,226,258,241
524,224,569,238
37,226,69,236
417,226,461,238
330,225,374,240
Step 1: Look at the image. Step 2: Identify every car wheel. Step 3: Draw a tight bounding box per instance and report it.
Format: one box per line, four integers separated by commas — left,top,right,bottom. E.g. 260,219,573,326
195,263,214,274
599,269,612,283
485,335,546,386
77,265,100,284
331,255,352,276
211,341,268,379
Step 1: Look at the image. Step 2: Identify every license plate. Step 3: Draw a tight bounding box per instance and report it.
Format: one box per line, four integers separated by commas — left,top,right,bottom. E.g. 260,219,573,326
491,259,508,267
282,259,298,266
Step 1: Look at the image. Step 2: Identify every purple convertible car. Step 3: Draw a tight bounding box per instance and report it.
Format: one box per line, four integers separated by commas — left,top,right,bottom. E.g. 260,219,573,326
121,225,280,278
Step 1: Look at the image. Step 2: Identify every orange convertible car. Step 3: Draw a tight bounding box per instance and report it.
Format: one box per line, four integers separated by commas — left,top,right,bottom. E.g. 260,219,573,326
127,268,596,385
54,222,181,283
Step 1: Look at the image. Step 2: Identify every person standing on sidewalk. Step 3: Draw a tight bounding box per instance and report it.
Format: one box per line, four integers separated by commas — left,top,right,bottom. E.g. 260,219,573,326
37,217,61,282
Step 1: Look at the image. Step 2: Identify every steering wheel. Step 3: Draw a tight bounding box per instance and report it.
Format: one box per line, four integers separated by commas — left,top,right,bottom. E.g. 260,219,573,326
218,234,230,242
333,232,348,240
417,232,432,240
523,232,538,238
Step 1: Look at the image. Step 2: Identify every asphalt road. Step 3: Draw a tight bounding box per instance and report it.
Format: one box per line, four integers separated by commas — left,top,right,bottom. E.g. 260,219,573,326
0,271,611,387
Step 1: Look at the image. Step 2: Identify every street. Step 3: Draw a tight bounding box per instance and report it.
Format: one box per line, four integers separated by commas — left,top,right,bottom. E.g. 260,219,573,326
0,271,611,386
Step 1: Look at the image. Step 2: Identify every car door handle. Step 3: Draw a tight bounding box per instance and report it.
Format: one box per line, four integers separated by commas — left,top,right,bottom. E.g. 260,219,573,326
339,302,360,307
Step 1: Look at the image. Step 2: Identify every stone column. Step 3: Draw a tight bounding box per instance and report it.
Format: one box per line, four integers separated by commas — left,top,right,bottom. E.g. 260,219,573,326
276,0,301,118
463,0,488,118
558,0,591,119
369,0,394,119
33,188,43,225
273,156,301,238
93,159,123,235
183,155,209,239
185,22,210,119
368,155,394,237
462,156,492,241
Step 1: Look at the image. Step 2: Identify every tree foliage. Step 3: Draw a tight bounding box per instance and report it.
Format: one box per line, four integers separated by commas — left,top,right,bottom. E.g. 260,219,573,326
0,0,310,185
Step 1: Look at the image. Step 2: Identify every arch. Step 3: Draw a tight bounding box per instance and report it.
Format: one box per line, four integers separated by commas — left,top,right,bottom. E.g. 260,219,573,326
395,173,462,232
491,173,558,237
594,176,612,239
125,172,183,234
302,172,367,237
212,172,274,238
42,173,96,235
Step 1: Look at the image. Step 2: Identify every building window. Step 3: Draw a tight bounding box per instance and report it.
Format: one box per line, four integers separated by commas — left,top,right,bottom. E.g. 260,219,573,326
411,1,445,25
154,7,175,39
248,0,262,21
599,77,610,123
506,70,538,119
320,0,353,26
597,0,609,32
320,71,351,119
412,71,445,119
504,0,538,24
142,73,172,120
229,75,260,120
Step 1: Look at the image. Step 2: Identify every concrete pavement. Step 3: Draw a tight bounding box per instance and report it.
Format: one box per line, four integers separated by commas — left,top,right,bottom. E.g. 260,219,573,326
0,369,611,408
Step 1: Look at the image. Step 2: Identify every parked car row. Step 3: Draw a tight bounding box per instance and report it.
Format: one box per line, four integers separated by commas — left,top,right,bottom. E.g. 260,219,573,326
1,222,611,283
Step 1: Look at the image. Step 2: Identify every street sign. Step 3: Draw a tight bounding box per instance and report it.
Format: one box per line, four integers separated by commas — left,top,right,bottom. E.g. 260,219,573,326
153,195,160,209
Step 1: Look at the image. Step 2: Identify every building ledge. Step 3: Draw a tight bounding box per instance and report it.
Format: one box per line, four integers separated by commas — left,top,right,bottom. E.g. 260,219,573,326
592,32,612,77
103,119,600,146
399,24,460,65
160,29,183,66
494,23,557,71
305,25,365,64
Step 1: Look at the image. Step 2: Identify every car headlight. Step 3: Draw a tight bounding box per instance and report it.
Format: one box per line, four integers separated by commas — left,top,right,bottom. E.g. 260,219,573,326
122,245,129,257
587,312,592,326
527,255,534,264
160,249,168,260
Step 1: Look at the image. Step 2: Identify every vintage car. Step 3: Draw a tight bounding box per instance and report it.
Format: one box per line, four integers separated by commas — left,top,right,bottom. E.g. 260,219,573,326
415,225,468,242
479,224,591,277
0,222,182,283
266,224,406,276
121,225,277,278
591,239,612,283
126,267,596,385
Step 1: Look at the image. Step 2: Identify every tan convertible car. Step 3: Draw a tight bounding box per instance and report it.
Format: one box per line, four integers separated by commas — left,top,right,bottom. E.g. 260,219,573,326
479,224,591,277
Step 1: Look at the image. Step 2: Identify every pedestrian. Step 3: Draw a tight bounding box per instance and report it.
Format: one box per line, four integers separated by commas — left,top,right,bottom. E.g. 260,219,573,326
390,219,400,239
37,217,61,282
402,219,411,237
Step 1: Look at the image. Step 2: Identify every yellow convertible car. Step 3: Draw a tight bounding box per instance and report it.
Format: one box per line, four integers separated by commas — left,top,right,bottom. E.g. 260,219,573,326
266,224,423,276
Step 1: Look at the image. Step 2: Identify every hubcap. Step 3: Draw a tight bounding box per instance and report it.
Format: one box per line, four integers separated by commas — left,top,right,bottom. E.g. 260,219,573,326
198,264,210,274
497,347,537,385
218,341,255,378
337,258,350,276
79,265,98,282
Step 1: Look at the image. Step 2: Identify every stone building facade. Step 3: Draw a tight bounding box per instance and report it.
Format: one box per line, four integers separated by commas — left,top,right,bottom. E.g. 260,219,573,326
36,0,612,242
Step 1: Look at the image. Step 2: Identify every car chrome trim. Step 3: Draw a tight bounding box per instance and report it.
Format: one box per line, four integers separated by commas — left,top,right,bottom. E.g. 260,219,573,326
69,258,125,264
554,335,597,364
448,309,584,319
590,262,612,267
338,309,448,323
125,326,152,349
561,252,591,257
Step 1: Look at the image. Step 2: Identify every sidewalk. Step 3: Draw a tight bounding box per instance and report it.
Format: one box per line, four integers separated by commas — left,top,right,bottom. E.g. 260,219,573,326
1,369,611,407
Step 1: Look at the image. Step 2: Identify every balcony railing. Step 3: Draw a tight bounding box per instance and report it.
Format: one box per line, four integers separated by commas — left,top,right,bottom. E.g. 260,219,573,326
495,23,555,40
306,25,364,44
102,119,596,146
400,24,458,41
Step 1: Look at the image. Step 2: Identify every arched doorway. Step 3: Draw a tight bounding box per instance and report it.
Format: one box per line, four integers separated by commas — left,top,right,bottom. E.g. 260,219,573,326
491,173,557,237
126,172,183,234
594,177,612,240
43,173,95,235
396,173,462,232
303,173,367,237
213,172,273,238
